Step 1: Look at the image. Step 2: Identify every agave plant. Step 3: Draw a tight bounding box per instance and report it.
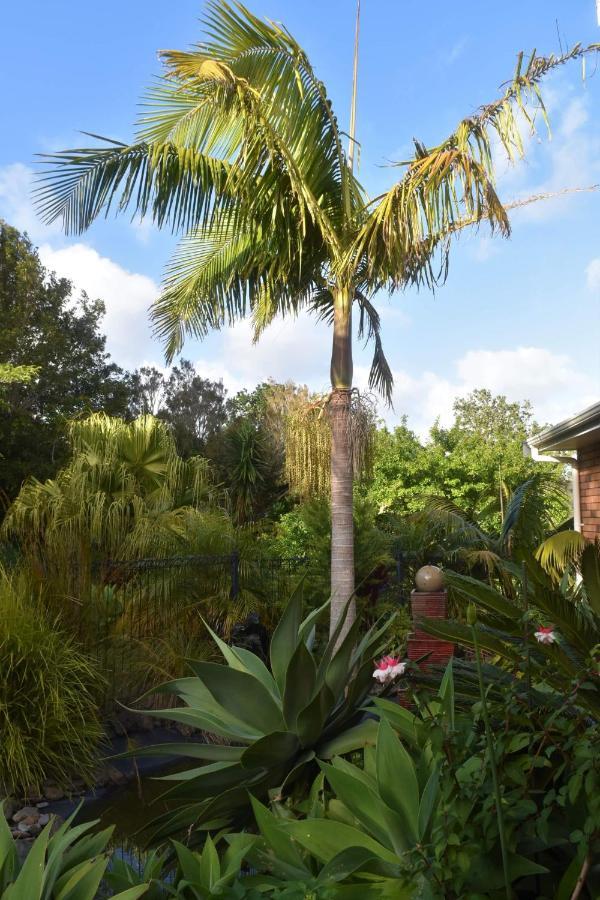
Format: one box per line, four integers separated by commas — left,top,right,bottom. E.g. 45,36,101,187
105,834,257,899
0,802,147,899
122,588,392,841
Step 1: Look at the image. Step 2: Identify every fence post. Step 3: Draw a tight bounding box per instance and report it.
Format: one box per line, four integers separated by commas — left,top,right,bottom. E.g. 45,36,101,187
395,550,405,605
230,549,240,600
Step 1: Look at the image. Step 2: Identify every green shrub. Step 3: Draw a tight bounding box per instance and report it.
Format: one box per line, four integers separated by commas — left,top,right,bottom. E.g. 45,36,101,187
0,570,103,796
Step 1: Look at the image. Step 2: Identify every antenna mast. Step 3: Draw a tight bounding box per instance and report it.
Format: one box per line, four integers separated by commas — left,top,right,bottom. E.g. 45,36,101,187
348,0,361,173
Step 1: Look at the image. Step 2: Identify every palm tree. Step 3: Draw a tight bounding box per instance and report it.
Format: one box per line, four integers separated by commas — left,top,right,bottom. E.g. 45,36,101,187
35,1,598,637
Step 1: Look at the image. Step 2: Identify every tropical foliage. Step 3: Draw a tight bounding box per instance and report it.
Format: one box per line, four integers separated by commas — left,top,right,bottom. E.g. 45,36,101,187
0,803,147,900
0,221,130,503
34,0,599,634
365,390,568,533
119,589,391,842
0,569,102,797
420,546,600,718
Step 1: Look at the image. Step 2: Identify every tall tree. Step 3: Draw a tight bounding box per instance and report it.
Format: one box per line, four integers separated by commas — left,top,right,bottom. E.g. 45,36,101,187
35,2,598,635
125,365,166,417
366,391,567,533
0,221,128,502
160,360,228,456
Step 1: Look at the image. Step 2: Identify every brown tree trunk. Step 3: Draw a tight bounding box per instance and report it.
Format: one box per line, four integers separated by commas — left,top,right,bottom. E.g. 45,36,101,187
329,286,355,641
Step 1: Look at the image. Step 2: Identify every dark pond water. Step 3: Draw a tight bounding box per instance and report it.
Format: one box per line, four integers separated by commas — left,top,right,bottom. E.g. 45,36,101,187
76,759,189,850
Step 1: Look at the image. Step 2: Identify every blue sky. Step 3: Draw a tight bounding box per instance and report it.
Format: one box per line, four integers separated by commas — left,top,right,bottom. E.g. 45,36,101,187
1,0,599,435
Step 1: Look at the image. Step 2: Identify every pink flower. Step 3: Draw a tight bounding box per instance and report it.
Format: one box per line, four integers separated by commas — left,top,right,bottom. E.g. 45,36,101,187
373,655,407,683
534,626,557,645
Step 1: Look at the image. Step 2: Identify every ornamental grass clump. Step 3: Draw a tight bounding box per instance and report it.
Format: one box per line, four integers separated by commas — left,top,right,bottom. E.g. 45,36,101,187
0,569,103,796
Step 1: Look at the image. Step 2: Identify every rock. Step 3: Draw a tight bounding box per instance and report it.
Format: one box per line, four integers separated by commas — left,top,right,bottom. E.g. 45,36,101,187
70,777,86,793
13,807,39,823
2,798,18,820
17,822,30,833
106,766,127,786
36,801,49,809
38,814,50,826
43,785,65,802
23,815,39,826
93,768,109,788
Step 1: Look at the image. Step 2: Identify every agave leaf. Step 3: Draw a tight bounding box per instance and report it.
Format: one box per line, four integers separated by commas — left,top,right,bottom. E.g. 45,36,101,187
417,768,439,841
61,826,114,876
139,704,261,742
201,617,280,699
283,819,398,865
376,719,419,842
270,583,304,693
156,762,263,802
369,698,422,748
279,750,316,794
297,683,335,748
316,846,380,885
319,718,378,758
319,761,396,850
298,597,331,644
110,889,151,900
9,820,51,898
0,801,19,891
112,742,244,763
283,640,317,729
438,658,455,730
184,661,286,734
53,856,109,900
199,834,220,890
219,833,258,883
325,616,363,700
249,796,309,875
240,732,300,770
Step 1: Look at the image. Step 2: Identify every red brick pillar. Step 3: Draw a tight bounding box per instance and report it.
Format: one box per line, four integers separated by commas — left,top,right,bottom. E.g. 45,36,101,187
407,589,454,668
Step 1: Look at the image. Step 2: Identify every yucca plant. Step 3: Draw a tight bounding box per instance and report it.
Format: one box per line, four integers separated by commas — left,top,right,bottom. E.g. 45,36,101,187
0,803,148,899
120,588,392,842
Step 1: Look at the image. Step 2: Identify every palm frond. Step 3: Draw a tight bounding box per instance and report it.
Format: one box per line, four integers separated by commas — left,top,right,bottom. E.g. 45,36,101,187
350,43,600,289
355,291,393,406
536,530,587,581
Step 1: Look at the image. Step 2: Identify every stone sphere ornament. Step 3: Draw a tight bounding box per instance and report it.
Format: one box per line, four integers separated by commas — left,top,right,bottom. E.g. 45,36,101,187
415,565,444,593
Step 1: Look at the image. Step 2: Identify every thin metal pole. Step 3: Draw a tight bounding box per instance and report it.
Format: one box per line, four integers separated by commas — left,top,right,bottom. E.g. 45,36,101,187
348,0,361,173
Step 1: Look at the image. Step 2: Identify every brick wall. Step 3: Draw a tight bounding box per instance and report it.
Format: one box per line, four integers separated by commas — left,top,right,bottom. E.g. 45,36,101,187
579,443,600,540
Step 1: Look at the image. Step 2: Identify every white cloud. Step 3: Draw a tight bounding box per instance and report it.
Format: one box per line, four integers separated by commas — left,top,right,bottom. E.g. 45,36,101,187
444,37,468,65
382,346,598,438
0,163,63,242
38,243,159,368
500,93,600,224
586,258,600,292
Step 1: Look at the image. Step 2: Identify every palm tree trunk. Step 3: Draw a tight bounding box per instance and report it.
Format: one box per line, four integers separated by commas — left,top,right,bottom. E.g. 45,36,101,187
329,285,355,641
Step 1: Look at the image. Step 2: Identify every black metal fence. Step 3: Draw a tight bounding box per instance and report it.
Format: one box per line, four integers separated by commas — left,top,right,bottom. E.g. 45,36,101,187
80,553,307,716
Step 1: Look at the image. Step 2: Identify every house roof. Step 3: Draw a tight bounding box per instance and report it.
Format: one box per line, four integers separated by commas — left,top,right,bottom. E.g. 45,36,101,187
529,401,600,452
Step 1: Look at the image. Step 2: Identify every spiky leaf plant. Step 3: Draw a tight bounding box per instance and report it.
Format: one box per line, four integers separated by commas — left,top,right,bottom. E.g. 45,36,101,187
119,588,391,842
0,803,148,899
